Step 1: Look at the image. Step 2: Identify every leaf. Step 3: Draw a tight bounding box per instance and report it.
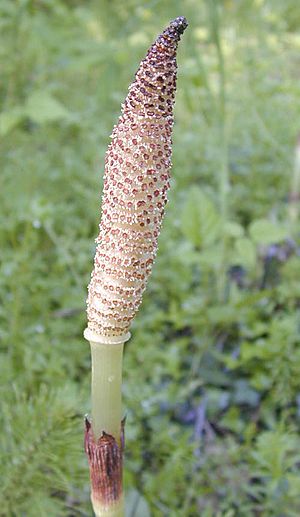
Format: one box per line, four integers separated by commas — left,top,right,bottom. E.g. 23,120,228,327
24,91,71,124
233,380,260,407
0,107,24,136
0,92,71,135
249,219,288,245
224,221,244,238
181,187,221,248
235,237,256,268
125,489,151,517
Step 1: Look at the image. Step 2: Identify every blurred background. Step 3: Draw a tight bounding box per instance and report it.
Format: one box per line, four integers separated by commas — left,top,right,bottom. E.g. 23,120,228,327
1,0,300,515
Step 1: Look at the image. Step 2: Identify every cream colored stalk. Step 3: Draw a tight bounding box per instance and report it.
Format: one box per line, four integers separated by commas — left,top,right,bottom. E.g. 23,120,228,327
84,16,187,517
288,134,300,224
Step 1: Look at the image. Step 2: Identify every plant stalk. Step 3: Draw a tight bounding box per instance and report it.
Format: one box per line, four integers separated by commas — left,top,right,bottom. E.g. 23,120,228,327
90,341,124,442
84,330,129,517
288,135,300,225
83,17,188,516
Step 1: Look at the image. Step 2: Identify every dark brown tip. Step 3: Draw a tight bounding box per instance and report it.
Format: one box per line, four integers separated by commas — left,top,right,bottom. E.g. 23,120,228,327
163,16,188,40
169,16,188,35
152,16,188,52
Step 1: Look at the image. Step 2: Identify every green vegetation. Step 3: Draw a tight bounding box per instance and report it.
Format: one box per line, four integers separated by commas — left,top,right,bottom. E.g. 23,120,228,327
1,1,300,515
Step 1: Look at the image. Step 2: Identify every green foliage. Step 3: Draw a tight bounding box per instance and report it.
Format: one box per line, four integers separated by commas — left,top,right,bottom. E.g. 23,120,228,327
0,386,87,516
181,187,221,248
250,429,300,515
1,0,300,515
0,91,72,135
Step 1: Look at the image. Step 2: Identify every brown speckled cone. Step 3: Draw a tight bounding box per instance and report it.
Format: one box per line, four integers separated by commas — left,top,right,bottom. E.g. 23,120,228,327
87,17,188,338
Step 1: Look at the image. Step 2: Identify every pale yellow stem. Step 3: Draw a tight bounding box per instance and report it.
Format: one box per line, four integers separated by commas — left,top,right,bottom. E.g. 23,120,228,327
90,340,124,441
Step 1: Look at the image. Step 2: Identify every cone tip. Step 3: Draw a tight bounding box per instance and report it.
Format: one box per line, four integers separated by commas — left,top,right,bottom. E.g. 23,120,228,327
169,16,188,35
